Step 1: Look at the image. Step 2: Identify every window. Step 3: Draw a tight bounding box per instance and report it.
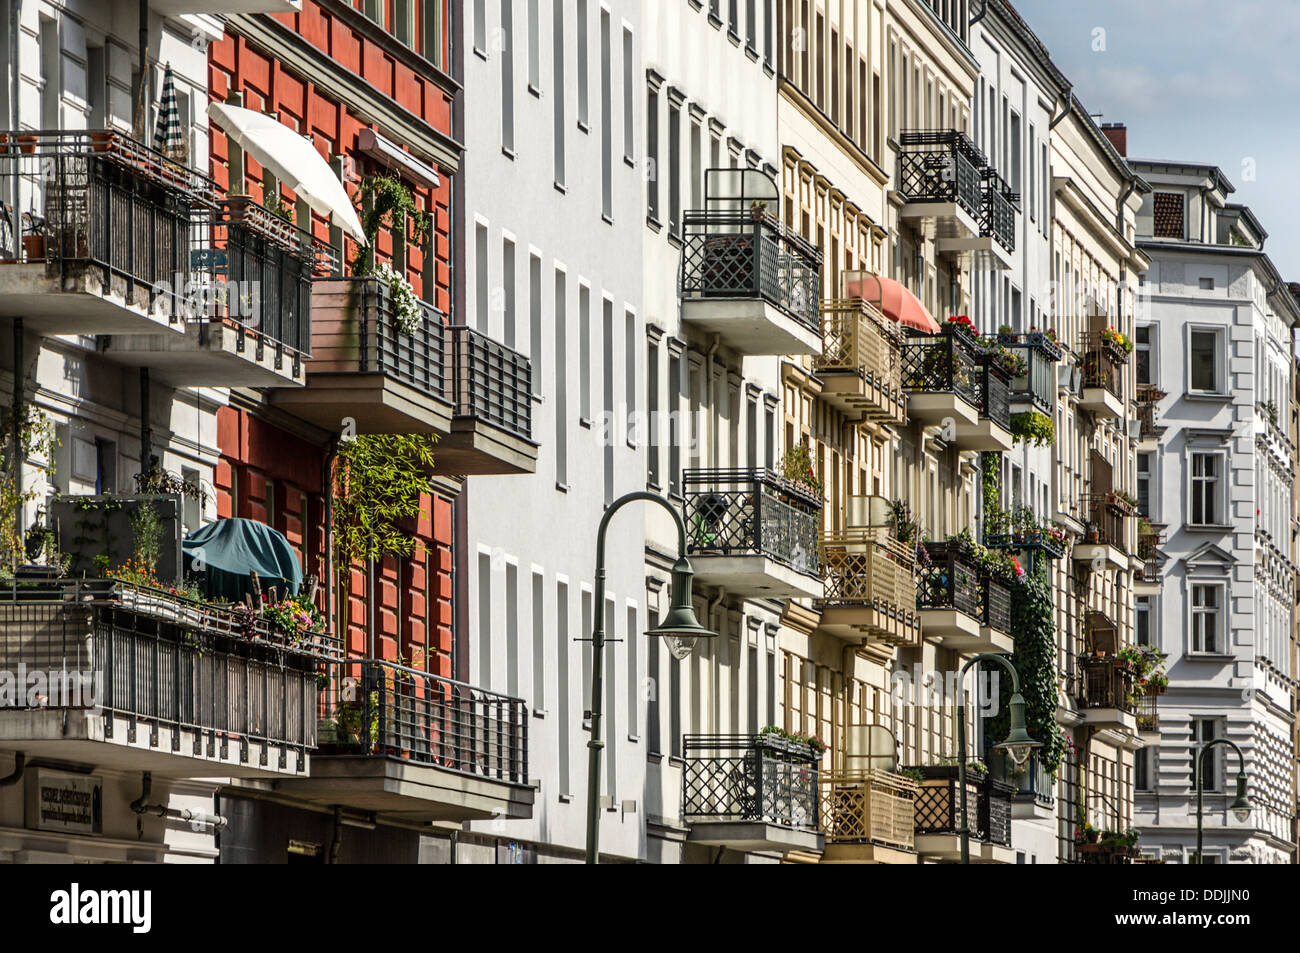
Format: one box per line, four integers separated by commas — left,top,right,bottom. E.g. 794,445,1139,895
557,579,571,795
40,16,60,131
1136,452,1153,518
1136,596,1152,647
1189,452,1221,525
1135,325,1153,385
505,561,519,696
647,337,660,485
600,9,612,220
1191,718,1222,791
527,0,540,92
668,96,682,234
622,28,634,163
474,221,489,331
1198,276,1214,291
668,351,682,495
553,0,566,186
1152,192,1184,239
500,0,515,153
579,283,592,421
532,571,545,709
577,0,589,128
646,82,660,221
474,0,487,54
554,268,568,485
603,297,615,505
529,252,542,396
477,551,493,687
625,309,637,447
1191,584,1222,653
502,235,516,347
1135,747,1152,791
626,603,639,735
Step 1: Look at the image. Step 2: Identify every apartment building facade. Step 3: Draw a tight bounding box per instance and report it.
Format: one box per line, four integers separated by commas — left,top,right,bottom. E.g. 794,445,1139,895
1127,156,1299,864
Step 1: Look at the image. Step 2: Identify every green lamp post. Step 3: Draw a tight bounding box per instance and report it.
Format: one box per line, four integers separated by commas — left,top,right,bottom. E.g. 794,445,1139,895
1193,738,1250,864
956,652,1040,865
585,491,716,865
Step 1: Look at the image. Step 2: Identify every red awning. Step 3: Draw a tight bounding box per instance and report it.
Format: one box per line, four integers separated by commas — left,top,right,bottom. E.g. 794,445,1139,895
845,273,941,334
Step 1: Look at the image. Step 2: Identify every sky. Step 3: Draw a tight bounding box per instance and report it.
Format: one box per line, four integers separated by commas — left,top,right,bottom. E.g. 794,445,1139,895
1014,0,1300,278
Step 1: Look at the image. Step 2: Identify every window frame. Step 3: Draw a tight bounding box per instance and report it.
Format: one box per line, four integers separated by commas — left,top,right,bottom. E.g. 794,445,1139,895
1186,324,1226,397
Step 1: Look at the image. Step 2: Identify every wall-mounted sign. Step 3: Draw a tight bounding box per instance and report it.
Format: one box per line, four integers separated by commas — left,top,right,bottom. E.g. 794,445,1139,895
25,768,103,835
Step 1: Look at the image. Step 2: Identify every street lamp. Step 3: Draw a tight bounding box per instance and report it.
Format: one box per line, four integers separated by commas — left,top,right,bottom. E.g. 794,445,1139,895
1194,738,1250,864
956,652,1041,865
585,491,717,864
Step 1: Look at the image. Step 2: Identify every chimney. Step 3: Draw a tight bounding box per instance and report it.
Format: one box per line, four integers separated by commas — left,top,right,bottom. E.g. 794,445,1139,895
1100,122,1127,157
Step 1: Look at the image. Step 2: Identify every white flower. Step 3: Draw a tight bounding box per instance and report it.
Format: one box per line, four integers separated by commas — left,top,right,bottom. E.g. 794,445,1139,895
374,262,423,335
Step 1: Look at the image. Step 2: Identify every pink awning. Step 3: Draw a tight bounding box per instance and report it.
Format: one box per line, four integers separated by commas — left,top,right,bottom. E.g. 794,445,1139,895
845,273,941,334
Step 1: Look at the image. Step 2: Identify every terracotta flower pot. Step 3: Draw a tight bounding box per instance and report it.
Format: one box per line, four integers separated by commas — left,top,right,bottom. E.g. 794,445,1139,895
22,234,45,260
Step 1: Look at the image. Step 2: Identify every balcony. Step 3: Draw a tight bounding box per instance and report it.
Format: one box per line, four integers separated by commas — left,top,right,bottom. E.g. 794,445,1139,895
814,298,907,425
683,468,824,599
1078,332,1127,420
278,659,532,823
908,766,1015,864
1135,524,1165,589
1000,332,1062,414
953,358,1014,451
984,507,1070,560
896,130,985,241
271,277,536,475
682,734,823,855
1135,384,1167,443
901,326,981,434
988,750,1055,820
679,169,822,356
99,198,331,388
0,577,335,778
980,170,1017,255
1135,684,1161,740
819,528,921,647
1077,655,1138,733
916,540,1013,654
0,129,215,335
1073,494,1131,572
819,770,918,864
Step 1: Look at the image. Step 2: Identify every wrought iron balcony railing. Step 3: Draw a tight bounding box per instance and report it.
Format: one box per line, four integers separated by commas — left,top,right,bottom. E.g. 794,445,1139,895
820,769,918,851
902,326,980,406
683,468,822,576
999,331,1061,413
1082,493,1130,551
1078,655,1137,714
1136,526,1165,582
448,324,533,440
897,130,986,219
682,734,820,831
0,128,216,317
1080,332,1127,398
317,658,528,785
977,358,1012,429
0,578,333,765
1135,684,1160,733
983,571,1012,634
1135,384,1167,437
679,209,822,332
917,540,980,617
907,765,1012,846
981,168,1017,252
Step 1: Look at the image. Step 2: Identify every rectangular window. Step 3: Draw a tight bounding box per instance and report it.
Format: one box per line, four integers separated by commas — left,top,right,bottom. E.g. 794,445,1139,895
668,98,681,234
1191,717,1221,791
1190,453,1221,526
581,588,593,712
577,0,590,128
1153,192,1184,239
1136,596,1152,647
647,612,661,752
579,283,592,421
1191,584,1222,653
555,269,568,485
625,309,637,447
474,0,487,53
1135,325,1153,385
553,0,566,186
557,579,571,794
527,0,540,91
1190,328,1220,392
477,551,493,688
505,562,519,696
502,236,516,347
532,571,546,710
668,352,682,495
600,9,612,220
647,337,661,485
474,222,489,331
604,597,617,797
603,297,615,506
626,603,639,735
1009,111,1022,192
622,28,635,163
1135,748,1152,791
501,0,515,153
529,252,542,396
1137,452,1152,518
646,84,660,221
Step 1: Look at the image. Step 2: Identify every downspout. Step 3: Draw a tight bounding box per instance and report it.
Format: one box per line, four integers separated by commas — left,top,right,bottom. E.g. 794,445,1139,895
138,0,150,139
1048,87,1073,131
130,772,228,829
0,751,24,787
139,368,152,473
1115,179,1137,234
968,0,989,28
323,436,337,633
7,0,19,254
705,335,719,466
327,805,344,864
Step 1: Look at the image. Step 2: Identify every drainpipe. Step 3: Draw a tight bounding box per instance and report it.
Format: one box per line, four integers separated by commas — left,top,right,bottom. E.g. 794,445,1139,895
1115,179,1137,235
1049,87,1073,131
138,0,150,140
130,772,228,829
0,751,24,787
969,0,989,28
323,436,337,630
327,805,344,864
705,335,719,466
7,0,19,254
139,367,152,473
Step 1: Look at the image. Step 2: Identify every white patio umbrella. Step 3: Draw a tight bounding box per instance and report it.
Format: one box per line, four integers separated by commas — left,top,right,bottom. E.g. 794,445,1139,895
153,64,187,162
207,101,367,245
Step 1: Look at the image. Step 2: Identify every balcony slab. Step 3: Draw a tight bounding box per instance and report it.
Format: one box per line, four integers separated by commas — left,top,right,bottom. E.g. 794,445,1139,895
915,833,1014,863
1078,708,1137,733
936,234,1014,270
817,373,907,426
918,607,983,646
0,710,308,779
437,417,538,475
820,605,921,647
897,201,981,241
270,372,454,435
690,554,824,600
820,843,916,864
149,0,300,13
952,417,1014,452
276,754,534,824
685,820,823,855
680,297,823,356
906,391,979,430
1073,543,1128,572
0,263,187,336
99,320,305,388
1079,387,1124,421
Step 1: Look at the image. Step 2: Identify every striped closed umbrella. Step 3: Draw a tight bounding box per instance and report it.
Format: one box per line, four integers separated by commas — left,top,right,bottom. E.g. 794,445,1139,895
153,64,187,161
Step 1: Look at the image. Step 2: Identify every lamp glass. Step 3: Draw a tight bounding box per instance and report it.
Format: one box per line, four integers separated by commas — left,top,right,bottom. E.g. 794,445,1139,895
662,634,698,662
995,692,1041,768
1231,774,1250,822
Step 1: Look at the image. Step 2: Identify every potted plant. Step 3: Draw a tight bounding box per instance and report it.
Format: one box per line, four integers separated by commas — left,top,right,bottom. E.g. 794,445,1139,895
749,200,770,223
779,441,823,501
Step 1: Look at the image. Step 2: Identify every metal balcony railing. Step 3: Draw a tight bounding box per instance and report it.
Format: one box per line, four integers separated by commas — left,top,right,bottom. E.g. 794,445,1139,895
981,168,1017,252
820,770,917,851
1082,493,1130,552
917,540,981,618
897,130,986,218
1000,332,1061,412
1080,332,1127,398
448,324,533,440
318,658,529,785
1078,656,1137,713
983,572,1012,634
988,749,1054,809
902,326,980,406
682,734,820,831
815,297,905,419
1136,527,1165,582
977,358,1012,428
0,578,330,764
343,276,448,397
820,528,916,610
907,766,1012,846
0,129,217,317
1135,384,1166,437
683,468,822,576
1135,685,1159,733
680,209,822,332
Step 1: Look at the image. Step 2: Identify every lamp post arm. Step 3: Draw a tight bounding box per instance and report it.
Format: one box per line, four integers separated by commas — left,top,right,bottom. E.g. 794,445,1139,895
1194,737,1246,864
957,652,1019,865
587,491,687,865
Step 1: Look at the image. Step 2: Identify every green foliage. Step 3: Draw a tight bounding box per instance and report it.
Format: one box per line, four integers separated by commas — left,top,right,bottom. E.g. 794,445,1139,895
985,566,1066,775
981,452,1001,527
887,498,918,545
333,434,438,567
779,440,823,499
0,404,57,573
129,498,163,576
1009,409,1055,447
350,174,431,276
135,466,207,505
759,724,827,756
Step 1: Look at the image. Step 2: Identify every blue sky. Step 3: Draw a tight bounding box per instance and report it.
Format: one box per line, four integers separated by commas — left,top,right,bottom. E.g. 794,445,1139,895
1014,0,1300,278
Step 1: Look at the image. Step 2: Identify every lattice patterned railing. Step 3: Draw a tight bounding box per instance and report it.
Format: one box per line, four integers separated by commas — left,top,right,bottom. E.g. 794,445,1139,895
820,770,918,850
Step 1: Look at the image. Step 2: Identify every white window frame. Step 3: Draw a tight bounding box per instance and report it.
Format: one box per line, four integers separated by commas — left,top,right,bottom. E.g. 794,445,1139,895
1186,449,1227,528
1188,581,1226,655
1135,323,1156,388
1186,324,1226,396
